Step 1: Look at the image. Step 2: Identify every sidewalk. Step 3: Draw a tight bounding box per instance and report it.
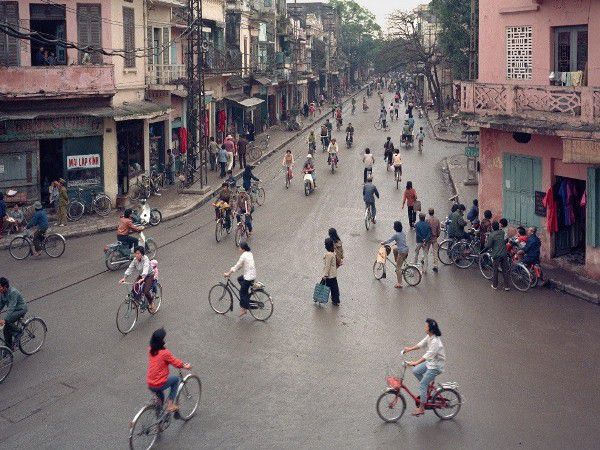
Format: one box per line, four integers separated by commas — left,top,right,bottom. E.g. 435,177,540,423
425,110,468,144
445,154,600,304
0,88,365,250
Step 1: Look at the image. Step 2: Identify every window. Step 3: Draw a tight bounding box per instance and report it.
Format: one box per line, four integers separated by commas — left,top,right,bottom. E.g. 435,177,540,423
123,7,135,68
554,26,587,73
259,22,267,42
77,4,102,64
0,2,19,66
29,3,67,65
264,0,272,7
506,26,532,80
588,167,600,248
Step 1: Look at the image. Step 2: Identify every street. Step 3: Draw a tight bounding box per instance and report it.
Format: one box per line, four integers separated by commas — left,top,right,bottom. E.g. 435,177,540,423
1,95,599,449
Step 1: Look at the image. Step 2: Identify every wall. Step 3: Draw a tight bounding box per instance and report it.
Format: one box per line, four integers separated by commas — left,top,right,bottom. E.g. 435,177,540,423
102,117,118,202
479,0,600,86
204,0,225,23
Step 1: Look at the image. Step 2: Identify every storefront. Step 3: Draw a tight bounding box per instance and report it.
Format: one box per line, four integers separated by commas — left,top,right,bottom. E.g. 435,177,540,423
116,120,144,196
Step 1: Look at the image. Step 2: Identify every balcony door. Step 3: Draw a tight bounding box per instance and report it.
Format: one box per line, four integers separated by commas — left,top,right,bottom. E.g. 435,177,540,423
554,26,588,74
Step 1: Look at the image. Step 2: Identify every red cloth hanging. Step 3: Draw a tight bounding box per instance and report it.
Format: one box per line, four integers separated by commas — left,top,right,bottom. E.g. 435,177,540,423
179,127,188,154
542,186,558,234
217,110,227,133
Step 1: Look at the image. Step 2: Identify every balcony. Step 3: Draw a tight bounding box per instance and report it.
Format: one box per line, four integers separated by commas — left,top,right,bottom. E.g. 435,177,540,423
147,64,186,87
204,47,241,75
457,81,600,132
0,65,115,101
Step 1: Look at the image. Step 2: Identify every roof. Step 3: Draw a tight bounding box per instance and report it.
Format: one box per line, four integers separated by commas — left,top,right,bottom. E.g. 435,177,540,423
224,94,265,108
113,101,171,121
252,77,273,86
226,75,249,90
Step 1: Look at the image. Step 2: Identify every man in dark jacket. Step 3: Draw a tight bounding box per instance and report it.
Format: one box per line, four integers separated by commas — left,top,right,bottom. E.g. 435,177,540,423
0,277,28,349
448,205,468,240
242,165,260,191
0,192,6,237
237,135,249,169
521,227,541,266
27,201,49,256
484,221,511,291
362,176,380,223
414,213,432,271
466,199,479,223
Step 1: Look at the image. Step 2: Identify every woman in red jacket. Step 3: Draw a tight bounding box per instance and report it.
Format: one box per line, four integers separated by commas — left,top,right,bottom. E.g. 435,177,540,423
147,328,191,412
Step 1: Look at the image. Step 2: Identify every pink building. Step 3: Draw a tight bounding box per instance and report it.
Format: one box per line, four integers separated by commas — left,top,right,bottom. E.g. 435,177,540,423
458,0,600,279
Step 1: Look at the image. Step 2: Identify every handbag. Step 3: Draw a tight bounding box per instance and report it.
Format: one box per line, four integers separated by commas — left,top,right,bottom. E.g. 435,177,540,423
313,281,330,304
414,200,422,211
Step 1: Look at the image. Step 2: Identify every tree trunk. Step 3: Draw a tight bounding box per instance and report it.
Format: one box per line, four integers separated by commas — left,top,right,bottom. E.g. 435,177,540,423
431,64,444,119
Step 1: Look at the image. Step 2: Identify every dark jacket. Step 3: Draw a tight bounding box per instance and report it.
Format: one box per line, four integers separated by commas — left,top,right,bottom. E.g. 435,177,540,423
0,287,28,322
415,220,432,244
448,210,466,239
485,230,507,259
522,234,541,264
467,205,479,222
27,209,49,231
242,167,259,190
362,182,380,203
0,198,5,218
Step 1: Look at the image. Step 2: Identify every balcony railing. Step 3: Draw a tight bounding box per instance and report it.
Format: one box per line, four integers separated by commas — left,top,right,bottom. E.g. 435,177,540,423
0,65,115,100
204,47,242,74
147,64,186,86
457,81,600,126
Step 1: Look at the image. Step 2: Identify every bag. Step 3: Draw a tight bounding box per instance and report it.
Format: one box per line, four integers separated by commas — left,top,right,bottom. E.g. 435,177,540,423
414,200,422,211
313,281,330,304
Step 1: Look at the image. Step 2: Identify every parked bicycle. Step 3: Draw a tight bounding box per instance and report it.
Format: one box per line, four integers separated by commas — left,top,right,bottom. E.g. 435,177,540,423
248,134,270,161
449,230,482,269
372,245,422,287
128,368,201,450
67,188,112,221
479,252,542,292
208,276,273,321
376,350,461,422
177,160,201,193
9,229,66,260
116,280,163,335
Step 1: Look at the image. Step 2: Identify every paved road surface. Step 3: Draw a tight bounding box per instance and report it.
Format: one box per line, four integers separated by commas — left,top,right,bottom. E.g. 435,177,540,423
1,94,599,449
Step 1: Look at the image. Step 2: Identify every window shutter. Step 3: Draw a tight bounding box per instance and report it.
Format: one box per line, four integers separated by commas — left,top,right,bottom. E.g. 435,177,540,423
162,28,170,65
588,167,600,247
123,7,135,68
77,5,102,64
147,26,153,66
0,2,20,67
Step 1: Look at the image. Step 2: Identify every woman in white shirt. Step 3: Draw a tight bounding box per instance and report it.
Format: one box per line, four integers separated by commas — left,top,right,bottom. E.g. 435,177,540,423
224,242,256,317
403,318,446,416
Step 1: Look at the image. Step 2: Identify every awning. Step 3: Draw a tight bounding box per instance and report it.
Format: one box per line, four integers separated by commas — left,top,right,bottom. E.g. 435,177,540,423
0,106,114,121
253,77,272,86
113,101,171,122
224,94,265,108
226,75,249,89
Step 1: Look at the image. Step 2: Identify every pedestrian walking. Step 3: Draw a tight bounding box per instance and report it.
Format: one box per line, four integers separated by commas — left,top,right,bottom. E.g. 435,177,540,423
217,145,228,178
224,135,235,171
328,228,344,267
484,221,511,291
322,238,340,305
381,221,409,289
362,148,375,183
56,178,69,226
208,137,220,171
414,213,432,272
237,134,248,169
165,149,175,185
426,208,441,272
402,181,418,228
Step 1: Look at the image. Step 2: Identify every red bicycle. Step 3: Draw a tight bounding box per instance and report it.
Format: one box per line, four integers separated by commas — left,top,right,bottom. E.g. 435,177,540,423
376,350,462,422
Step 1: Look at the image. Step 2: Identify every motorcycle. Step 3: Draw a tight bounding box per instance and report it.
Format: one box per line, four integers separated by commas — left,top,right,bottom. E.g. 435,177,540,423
104,229,158,271
303,172,315,196
132,198,162,226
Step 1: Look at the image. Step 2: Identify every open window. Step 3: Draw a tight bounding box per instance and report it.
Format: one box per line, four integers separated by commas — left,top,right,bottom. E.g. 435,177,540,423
29,3,67,66
553,26,587,86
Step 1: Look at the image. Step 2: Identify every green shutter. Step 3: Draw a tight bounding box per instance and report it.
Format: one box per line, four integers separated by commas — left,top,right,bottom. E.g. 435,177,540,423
502,154,515,222
588,167,600,247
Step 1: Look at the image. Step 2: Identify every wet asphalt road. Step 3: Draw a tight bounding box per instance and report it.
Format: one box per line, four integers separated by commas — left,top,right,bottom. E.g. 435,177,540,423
1,94,599,450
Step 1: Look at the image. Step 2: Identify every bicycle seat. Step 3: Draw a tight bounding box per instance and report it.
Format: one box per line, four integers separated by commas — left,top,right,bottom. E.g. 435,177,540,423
251,281,264,291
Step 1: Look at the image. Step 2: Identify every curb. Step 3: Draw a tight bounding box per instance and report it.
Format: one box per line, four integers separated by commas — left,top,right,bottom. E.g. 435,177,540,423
425,112,467,144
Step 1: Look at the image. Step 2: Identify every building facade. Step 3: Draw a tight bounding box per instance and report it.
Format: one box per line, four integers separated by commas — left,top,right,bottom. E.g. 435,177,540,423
457,0,600,278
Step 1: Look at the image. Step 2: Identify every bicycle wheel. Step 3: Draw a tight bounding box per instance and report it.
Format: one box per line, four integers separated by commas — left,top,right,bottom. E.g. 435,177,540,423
129,404,159,450
116,299,139,334
373,121,382,131
254,187,265,206
403,265,422,286
93,194,112,216
43,233,66,258
149,209,162,226
376,390,406,423
106,249,127,271
0,346,13,384
285,172,290,189
145,239,157,259
438,240,454,266
149,283,162,315
234,226,247,247
364,209,370,230
452,242,475,269
208,283,233,314
432,388,462,420
9,236,31,260
249,289,274,321
67,200,85,221
176,374,202,421
215,219,224,243
372,261,385,280
510,263,531,292
18,317,47,355
479,253,493,280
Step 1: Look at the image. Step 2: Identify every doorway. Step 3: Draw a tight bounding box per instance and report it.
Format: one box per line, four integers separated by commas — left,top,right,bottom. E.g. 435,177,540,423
39,139,64,205
553,176,586,264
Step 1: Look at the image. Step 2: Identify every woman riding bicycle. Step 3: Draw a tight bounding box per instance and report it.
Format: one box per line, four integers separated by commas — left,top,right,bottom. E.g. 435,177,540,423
147,328,191,412
224,242,256,317
403,318,446,417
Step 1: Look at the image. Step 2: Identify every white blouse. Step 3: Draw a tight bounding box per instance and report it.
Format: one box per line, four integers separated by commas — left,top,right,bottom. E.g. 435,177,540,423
417,335,446,372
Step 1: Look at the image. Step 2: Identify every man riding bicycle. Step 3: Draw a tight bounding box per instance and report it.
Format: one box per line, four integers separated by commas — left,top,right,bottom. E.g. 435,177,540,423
119,245,156,313
0,277,28,350
335,107,343,130
235,187,253,235
327,138,340,166
363,176,380,224
26,201,48,257
345,123,354,144
215,183,233,230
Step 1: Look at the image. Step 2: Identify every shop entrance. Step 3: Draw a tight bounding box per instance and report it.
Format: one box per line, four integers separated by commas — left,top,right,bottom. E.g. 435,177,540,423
553,176,586,264
116,120,144,195
39,139,64,205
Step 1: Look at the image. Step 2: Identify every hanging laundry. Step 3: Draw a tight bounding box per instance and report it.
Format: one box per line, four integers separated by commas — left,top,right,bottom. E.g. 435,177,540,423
580,189,587,207
571,71,583,87
543,186,559,234
179,127,188,154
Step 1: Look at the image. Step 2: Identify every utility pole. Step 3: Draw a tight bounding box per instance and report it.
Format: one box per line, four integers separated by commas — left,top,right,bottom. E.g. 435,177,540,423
186,0,208,188
289,0,300,122
468,0,478,80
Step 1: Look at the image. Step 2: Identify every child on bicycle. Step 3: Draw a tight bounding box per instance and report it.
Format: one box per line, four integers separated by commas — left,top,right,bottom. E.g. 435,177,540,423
392,150,402,179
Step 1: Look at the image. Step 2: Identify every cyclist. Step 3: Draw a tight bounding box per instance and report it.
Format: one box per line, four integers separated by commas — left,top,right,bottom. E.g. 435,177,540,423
401,120,412,145
383,137,395,169
320,122,330,150
362,96,368,111
26,201,48,257
307,131,316,153
282,150,295,182
335,107,343,130
327,137,340,167
242,165,260,192
363,176,380,223
345,122,354,145
235,187,253,236
416,127,425,152
117,208,144,252
0,277,28,350
215,183,232,230
147,328,191,413
381,221,410,289
303,154,316,189
407,116,415,131
403,318,446,417
224,242,256,317
392,149,402,180
362,148,375,183
351,97,356,114
119,246,156,313
379,106,387,130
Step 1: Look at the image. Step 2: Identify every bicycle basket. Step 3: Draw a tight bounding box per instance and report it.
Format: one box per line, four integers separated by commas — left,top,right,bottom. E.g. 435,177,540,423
386,376,402,390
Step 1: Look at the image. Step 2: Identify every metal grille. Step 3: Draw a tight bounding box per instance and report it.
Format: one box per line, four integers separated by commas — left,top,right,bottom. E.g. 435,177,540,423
506,26,532,80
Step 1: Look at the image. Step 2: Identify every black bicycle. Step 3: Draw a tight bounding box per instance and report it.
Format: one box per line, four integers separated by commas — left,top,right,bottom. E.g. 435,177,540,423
208,276,273,321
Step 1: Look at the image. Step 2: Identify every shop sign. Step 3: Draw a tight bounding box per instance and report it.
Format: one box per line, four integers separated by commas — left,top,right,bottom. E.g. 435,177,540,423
67,154,101,170
464,146,479,158
0,117,103,142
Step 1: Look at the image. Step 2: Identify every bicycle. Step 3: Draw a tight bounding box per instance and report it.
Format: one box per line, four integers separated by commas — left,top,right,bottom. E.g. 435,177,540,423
248,134,270,161
249,181,265,206
128,368,201,450
208,276,274,321
177,161,201,193
328,153,338,174
373,118,389,131
0,314,47,356
450,231,482,269
394,166,402,190
0,345,12,383
284,165,293,189
213,204,232,243
364,203,375,230
116,280,163,335
67,188,112,221
375,350,461,422
9,229,66,260
372,245,422,287
234,213,250,247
